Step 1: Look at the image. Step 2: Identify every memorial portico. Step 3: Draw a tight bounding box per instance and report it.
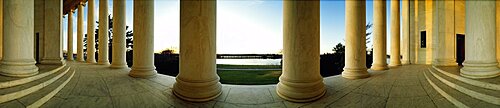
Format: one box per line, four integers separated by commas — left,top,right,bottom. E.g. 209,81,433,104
0,0,498,107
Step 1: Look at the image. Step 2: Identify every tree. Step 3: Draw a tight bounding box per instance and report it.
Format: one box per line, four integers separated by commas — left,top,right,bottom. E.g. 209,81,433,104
322,23,374,77
332,43,345,54
365,22,373,51
160,49,174,55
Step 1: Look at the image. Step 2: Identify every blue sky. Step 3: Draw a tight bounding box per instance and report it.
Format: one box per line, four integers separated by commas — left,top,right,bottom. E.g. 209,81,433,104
63,0,401,54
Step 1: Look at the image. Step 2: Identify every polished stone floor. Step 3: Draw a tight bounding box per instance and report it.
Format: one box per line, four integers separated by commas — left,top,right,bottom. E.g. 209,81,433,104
41,62,455,108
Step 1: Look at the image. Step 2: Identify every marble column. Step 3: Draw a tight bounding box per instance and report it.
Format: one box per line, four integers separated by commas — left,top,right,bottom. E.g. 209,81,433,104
371,0,388,70
0,0,3,60
389,0,402,67
67,10,74,61
460,0,500,79
409,0,416,64
425,0,434,65
343,0,369,79
497,0,500,68
276,0,325,102
110,0,127,68
173,0,221,102
432,0,456,66
129,0,157,78
401,0,410,65
87,0,96,63
40,0,64,65
98,0,109,65
76,3,85,62
0,0,39,77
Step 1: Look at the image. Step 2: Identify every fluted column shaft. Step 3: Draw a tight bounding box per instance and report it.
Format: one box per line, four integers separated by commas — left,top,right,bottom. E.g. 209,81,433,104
401,0,410,64
276,0,325,102
432,0,456,66
87,0,96,63
343,0,369,79
41,0,64,65
110,0,127,68
389,0,401,66
173,0,221,102
76,3,84,62
0,0,39,77
98,0,109,65
372,0,388,70
129,0,156,77
460,0,500,79
67,10,74,61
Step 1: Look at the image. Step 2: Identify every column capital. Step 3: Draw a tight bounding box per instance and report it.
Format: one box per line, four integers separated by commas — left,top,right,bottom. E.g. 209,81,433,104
79,2,86,6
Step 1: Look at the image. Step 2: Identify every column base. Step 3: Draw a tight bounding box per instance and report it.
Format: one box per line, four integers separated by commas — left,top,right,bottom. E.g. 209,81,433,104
370,64,388,71
401,60,410,65
110,64,128,69
86,60,97,64
40,59,65,65
497,59,500,68
460,62,500,79
97,61,110,65
86,55,96,63
276,77,325,102
76,58,85,62
173,77,222,102
0,60,39,77
342,67,370,79
389,60,402,67
425,60,433,65
129,66,157,78
432,59,457,66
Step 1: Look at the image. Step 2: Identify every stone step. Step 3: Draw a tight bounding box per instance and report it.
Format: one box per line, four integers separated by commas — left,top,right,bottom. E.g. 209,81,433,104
18,68,75,108
0,64,66,89
428,68,500,105
432,66,500,90
423,69,499,108
0,66,70,104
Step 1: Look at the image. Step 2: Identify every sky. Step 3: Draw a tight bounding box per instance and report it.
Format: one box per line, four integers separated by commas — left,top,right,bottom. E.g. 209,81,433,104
63,0,402,54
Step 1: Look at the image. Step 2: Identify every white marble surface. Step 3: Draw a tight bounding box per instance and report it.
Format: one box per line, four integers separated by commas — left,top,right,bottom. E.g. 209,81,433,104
36,62,468,108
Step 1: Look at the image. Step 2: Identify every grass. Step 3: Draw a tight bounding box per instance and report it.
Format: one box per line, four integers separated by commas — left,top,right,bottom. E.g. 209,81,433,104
217,64,282,85
217,70,281,85
217,64,281,69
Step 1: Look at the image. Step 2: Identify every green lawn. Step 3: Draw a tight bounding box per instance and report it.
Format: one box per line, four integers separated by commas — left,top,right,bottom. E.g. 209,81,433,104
217,64,281,85
217,64,281,69
217,70,281,85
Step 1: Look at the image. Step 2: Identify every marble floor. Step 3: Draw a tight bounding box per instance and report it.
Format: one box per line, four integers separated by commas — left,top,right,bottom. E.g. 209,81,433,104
40,62,455,108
